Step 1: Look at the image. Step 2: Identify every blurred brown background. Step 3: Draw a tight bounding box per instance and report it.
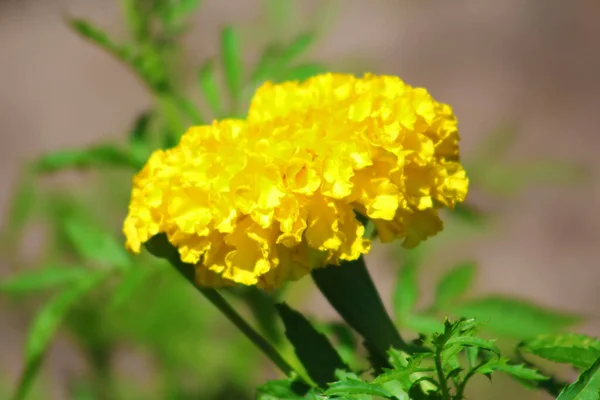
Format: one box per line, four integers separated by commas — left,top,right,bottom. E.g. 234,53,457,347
1,0,599,399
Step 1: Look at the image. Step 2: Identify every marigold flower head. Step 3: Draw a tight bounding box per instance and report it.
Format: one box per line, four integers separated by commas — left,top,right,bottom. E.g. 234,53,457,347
123,73,468,290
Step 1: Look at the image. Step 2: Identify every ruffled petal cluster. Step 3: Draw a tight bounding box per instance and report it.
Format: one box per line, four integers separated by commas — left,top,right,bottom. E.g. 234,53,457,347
123,73,468,290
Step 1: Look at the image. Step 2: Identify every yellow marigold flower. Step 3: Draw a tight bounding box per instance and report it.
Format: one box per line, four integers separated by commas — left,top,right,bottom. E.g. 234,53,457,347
123,73,468,290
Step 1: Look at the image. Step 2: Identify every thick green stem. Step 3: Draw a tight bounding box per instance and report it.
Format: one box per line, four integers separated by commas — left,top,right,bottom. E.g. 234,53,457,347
312,256,410,363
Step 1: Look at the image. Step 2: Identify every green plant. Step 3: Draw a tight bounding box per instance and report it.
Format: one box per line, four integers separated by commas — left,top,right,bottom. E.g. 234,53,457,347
1,2,595,400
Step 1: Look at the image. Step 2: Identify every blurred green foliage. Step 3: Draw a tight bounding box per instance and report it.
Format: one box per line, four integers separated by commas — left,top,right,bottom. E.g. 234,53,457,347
1,1,336,399
0,0,591,399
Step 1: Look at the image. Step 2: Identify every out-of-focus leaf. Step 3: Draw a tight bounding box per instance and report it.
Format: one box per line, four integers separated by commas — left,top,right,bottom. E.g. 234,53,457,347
393,249,421,322
128,111,154,167
110,266,155,308
34,144,135,172
279,32,316,65
277,63,327,82
167,0,203,23
197,61,223,117
449,203,485,226
276,302,347,387
434,262,476,309
403,314,444,335
556,356,600,400
69,19,168,92
221,26,243,99
0,266,86,295
12,271,107,400
263,0,297,35
451,296,582,339
4,169,37,233
473,123,518,162
521,334,600,369
62,215,131,269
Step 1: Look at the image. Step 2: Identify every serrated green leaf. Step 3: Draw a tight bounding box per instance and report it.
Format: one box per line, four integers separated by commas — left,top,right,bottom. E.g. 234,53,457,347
445,336,499,356
12,272,107,400
0,266,86,295
35,144,135,172
475,358,548,382
324,380,392,397
522,334,600,369
277,63,328,82
221,26,243,99
394,250,420,322
256,377,309,400
556,356,600,400
197,61,223,117
276,303,347,387
450,296,582,339
434,262,476,309
495,363,548,381
62,215,131,269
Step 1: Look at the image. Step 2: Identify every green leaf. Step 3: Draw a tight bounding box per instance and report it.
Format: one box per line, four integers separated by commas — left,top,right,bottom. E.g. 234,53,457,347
256,377,310,400
220,26,243,99
62,215,131,269
167,0,203,22
451,296,582,339
445,336,500,357
4,169,37,234
263,0,297,35
12,272,107,400
394,250,420,322
434,262,476,309
449,203,485,226
279,32,316,65
476,357,548,381
0,266,86,295
557,356,600,400
324,380,392,397
277,63,328,82
35,144,135,172
275,302,347,387
128,111,153,167
521,334,600,369
110,266,155,308
403,314,443,335
69,19,168,92
197,61,223,117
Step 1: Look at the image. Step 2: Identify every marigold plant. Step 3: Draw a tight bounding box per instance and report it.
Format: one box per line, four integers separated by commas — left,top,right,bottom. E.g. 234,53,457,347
123,73,469,289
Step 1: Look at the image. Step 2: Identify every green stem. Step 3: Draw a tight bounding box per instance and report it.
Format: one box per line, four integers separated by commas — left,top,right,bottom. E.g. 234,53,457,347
312,256,411,362
435,349,451,400
200,288,294,376
170,260,296,377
